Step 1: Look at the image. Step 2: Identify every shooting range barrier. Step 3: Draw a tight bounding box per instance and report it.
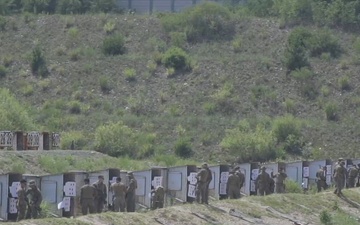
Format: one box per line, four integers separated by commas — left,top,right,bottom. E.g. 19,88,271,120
133,167,167,209
0,173,22,221
208,165,229,200
166,165,197,205
0,131,61,151
0,158,359,221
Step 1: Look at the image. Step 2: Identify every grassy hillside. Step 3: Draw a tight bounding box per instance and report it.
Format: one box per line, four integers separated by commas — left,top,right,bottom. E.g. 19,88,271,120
8,188,360,225
1,2,360,163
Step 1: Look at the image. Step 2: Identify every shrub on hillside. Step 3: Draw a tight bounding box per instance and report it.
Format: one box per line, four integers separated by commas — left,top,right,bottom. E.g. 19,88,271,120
162,47,191,71
99,76,111,93
124,68,136,81
90,0,118,13
22,0,55,14
325,102,338,121
247,0,274,17
272,115,302,143
338,76,350,91
290,67,313,81
94,121,156,158
174,138,193,158
102,33,125,56
284,27,311,71
161,2,235,42
68,101,81,114
31,45,48,77
273,0,313,25
57,0,82,14
60,131,88,150
284,179,302,193
169,32,186,49
306,29,341,58
221,122,277,163
0,88,36,131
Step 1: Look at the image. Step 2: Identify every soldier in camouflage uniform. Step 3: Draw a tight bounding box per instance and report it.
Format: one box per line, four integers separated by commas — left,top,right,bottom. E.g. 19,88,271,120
204,163,212,204
256,166,271,196
126,172,137,212
80,178,96,215
92,175,107,213
110,177,127,212
334,161,347,196
316,166,327,192
234,167,245,198
196,163,209,204
226,171,241,199
26,180,43,219
347,164,359,188
271,168,287,194
16,179,27,222
152,185,165,209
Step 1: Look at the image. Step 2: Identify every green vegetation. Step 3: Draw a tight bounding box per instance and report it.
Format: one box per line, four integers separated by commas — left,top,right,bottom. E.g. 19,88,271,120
0,1,359,164
102,33,125,55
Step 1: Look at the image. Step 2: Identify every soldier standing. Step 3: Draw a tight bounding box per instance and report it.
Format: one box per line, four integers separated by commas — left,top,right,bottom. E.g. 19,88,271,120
272,168,287,194
110,177,126,212
16,179,27,222
204,164,212,204
347,165,358,188
126,172,137,212
316,166,327,192
334,161,347,196
226,171,241,199
80,178,96,215
152,185,165,209
234,167,245,198
93,175,107,213
26,180,43,219
256,166,271,196
196,163,209,204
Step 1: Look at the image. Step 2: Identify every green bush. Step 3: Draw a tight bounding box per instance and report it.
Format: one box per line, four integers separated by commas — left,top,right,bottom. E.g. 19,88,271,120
284,27,311,71
284,179,302,193
31,45,48,77
94,121,156,158
174,138,193,158
57,0,82,14
60,131,88,150
0,88,37,131
102,33,125,56
162,47,191,71
290,67,313,81
99,76,111,93
221,122,277,162
22,0,55,14
272,114,302,143
161,2,235,42
320,210,332,225
307,29,341,58
90,0,118,13
0,65,7,78
273,0,313,25
232,35,242,53
103,20,116,34
124,68,136,82
325,102,338,121
68,101,81,114
169,32,186,48
338,76,350,91
247,0,274,17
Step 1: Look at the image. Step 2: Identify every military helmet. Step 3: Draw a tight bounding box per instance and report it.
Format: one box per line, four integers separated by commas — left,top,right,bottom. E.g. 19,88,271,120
233,166,240,170
202,163,208,168
338,158,344,162
29,180,36,185
260,166,266,170
20,179,27,184
127,172,133,177
340,161,345,166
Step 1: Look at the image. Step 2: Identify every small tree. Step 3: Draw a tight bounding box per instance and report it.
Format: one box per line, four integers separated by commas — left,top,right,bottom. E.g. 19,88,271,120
103,33,125,55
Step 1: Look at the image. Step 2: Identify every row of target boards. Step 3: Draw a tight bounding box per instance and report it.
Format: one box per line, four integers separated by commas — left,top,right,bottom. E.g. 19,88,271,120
0,131,60,151
0,158,357,221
